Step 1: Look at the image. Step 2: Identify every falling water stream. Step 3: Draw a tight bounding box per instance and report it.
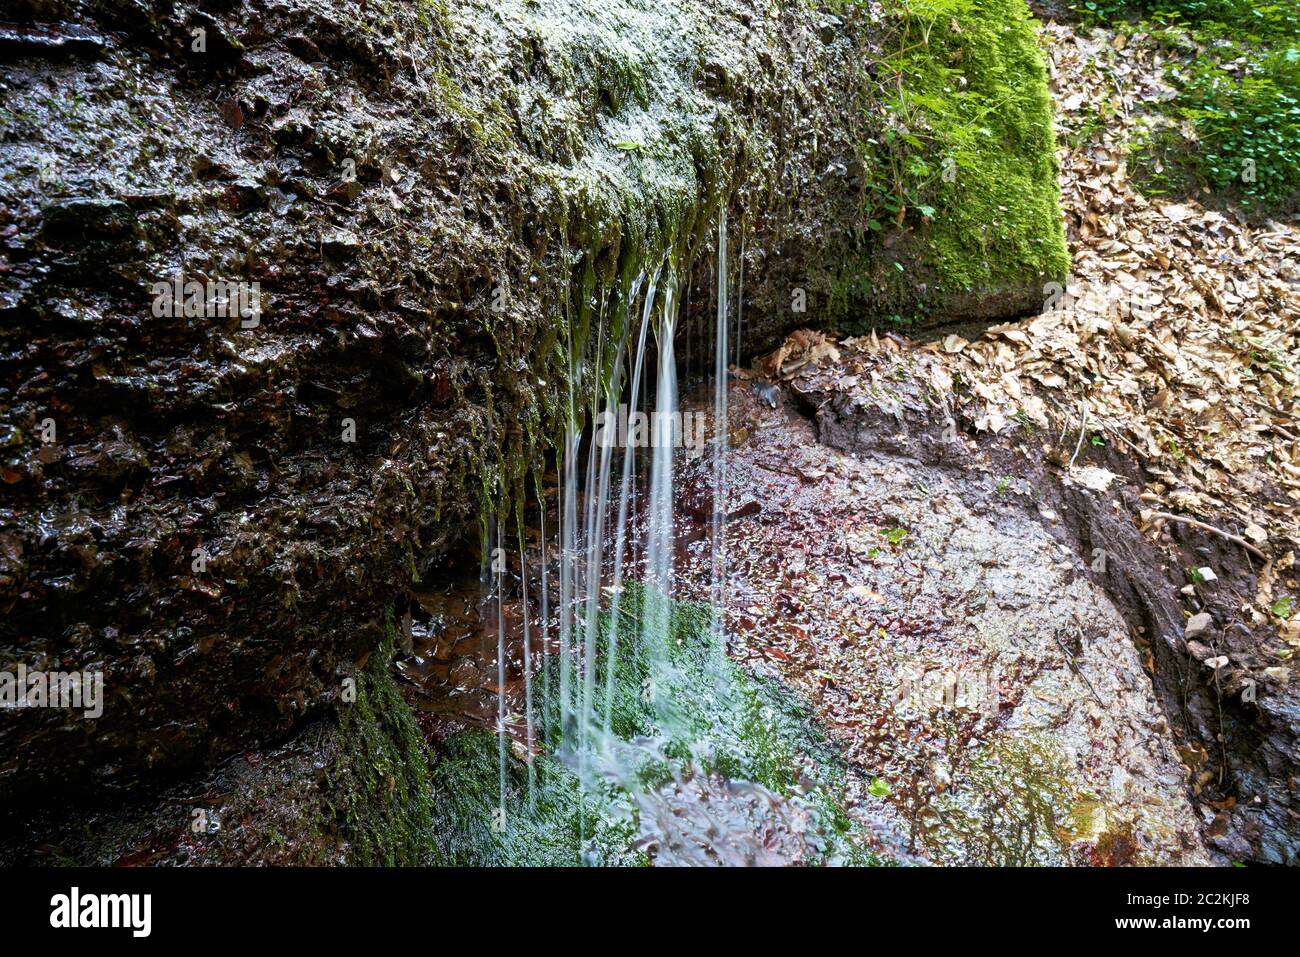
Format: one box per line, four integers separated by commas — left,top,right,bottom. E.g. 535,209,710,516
712,220,729,646
603,268,658,737
470,217,758,860
641,278,678,732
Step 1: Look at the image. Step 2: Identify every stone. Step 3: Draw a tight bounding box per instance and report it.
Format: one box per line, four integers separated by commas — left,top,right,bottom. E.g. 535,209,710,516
225,178,267,213
1185,612,1213,641
39,197,136,242
321,228,360,261
0,22,106,59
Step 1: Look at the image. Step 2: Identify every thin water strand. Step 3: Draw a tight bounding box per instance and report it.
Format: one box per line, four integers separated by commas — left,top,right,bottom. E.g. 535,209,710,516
518,514,536,809
603,267,659,739
711,217,729,643
642,278,679,726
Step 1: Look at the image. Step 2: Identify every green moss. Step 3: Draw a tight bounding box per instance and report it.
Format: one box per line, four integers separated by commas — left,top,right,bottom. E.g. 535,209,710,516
427,728,645,866
427,584,880,865
904,0,1067,286
321,614,435,865
831,0,1069,321
1077,0,1297,42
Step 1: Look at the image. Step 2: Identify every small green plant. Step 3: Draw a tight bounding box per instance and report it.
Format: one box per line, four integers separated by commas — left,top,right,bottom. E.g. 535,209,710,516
1174,46,1300,209
1066,103,1111,147
881,527,909,546
996,477,1012,495
1271,596,1294,619
868,777,892,798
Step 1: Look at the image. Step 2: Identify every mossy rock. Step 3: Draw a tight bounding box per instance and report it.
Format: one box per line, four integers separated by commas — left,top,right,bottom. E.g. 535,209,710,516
826,0,1070,330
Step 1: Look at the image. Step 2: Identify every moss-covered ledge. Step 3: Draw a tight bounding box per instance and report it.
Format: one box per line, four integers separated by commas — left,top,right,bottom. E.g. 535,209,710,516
819,0,1070,329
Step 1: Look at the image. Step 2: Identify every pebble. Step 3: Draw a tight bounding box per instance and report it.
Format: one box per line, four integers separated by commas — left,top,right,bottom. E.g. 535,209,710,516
1185,611,1213,640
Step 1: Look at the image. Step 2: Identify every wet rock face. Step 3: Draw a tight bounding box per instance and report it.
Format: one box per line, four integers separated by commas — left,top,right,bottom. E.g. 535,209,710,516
0,0,1065,828
677,372,1212,864
722,342,1295,864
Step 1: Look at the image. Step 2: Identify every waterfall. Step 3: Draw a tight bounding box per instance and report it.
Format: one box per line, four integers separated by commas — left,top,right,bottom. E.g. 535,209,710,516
734,219,745,370
493,217,732,858
641,280,679,727
580,276,639,753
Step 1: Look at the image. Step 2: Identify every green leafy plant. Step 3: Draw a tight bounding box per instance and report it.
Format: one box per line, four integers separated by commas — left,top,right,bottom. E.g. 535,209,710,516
1079,0,1300,211
1171,46,1300,208
881,527,910,546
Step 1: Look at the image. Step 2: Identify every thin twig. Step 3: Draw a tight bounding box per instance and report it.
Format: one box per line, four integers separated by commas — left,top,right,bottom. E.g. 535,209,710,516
1053,618,1107,708
1146,511,1268,563
755,460,808,480
1068,398,1089,469
1099,420,1144,457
